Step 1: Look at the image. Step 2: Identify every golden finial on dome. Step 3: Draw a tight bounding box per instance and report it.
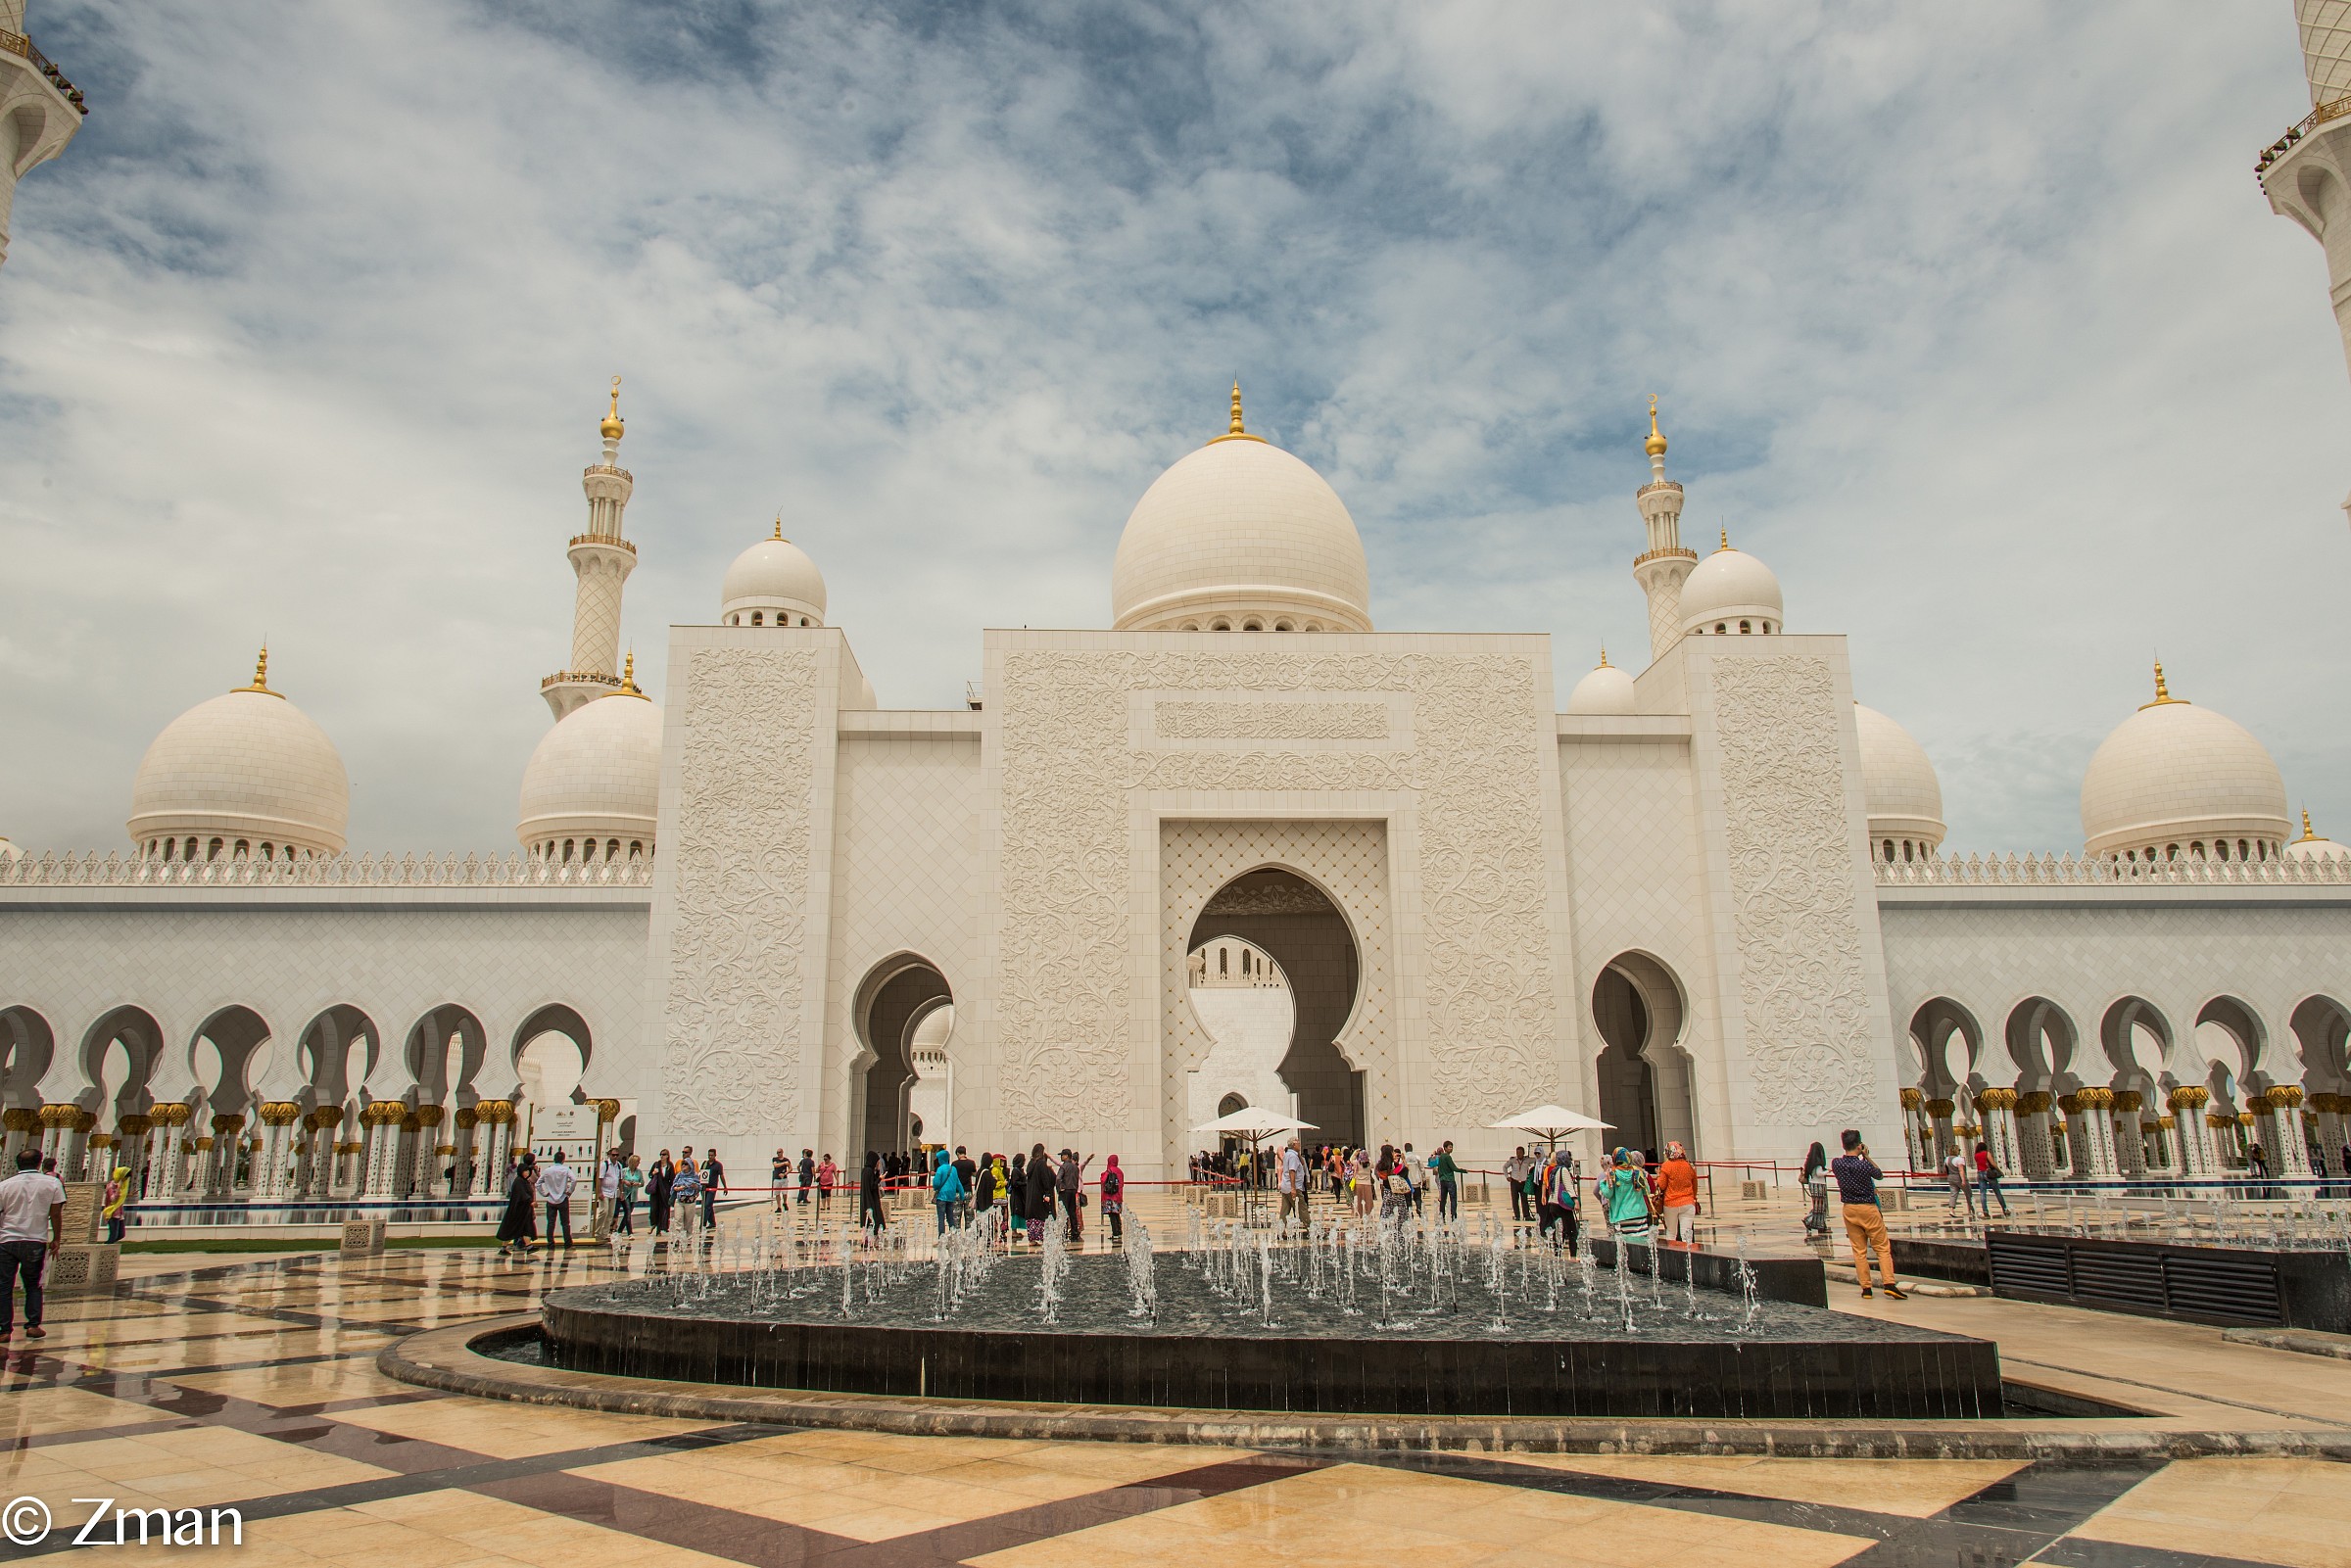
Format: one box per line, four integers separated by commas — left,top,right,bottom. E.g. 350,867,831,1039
234,642,284,699
1645,395,1668,458
1207,379,1266,444
2300,806,2319,842
619,648,646,697
600,375,624,441
1719,525,1731,549
2140,658,2187,709
1597,646,1610,669
772,511,784,543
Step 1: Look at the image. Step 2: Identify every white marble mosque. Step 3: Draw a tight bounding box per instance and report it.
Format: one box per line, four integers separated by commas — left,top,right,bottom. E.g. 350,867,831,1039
4,6,2351,1213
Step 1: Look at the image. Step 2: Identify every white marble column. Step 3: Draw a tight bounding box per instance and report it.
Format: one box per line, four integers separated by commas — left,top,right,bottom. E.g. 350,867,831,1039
151,1105,189,1199
2111,1092,2147,1178
2266,1087,2314,1178
1,1108,35,1164
255,1104,302,1201
1926,1098,1957,1167
207,1116,244,1197
362,1104,403,1199
2168,1088,2215,1177
2069,1090,2119,1180
2016,1092,2057,1180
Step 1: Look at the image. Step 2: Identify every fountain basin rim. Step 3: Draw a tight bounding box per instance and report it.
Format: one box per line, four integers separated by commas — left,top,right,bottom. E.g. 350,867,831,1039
376,1315,2351,1462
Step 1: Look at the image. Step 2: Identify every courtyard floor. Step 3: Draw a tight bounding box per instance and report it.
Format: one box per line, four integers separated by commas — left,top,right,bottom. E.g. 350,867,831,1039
4,1195,2345,1568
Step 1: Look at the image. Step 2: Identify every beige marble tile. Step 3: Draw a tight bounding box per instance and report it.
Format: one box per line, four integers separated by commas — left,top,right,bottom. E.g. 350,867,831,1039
2070,1457,2351,1568
0,1384,181,1439
1492,1452,2025,1517
328,1397,714,1459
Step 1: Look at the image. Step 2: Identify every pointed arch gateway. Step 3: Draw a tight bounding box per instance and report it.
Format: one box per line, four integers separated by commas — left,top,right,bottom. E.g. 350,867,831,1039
1160,821,1395,1163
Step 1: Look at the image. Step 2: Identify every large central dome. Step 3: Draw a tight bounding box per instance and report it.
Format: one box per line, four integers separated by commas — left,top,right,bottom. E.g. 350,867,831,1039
1110,388,1371,633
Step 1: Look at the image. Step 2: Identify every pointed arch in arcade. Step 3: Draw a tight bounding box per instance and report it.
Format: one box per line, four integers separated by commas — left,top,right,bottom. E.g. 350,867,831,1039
296,1005,378,1115
188,1005,274,1117
851,954,952,1157
79,1006,168,1117
0,1007,55,1112
2289,994,2351,1094
1590,951,1692,1161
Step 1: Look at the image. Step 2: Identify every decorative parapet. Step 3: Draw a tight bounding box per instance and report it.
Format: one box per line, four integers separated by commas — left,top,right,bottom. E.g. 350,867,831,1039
2257,93,2351,176
1874,849,2351,887
0,849,652,889
0,28,89,114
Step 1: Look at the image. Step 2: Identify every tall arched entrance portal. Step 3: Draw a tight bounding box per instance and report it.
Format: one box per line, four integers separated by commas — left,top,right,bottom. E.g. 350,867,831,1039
1590,953,1693,1162
853,956,952,1157
1185,868,1366,1151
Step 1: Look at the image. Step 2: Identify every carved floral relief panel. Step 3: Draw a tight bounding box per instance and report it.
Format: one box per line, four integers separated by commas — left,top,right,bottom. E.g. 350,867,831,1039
1709,654,1879,1123
661,648,817,1137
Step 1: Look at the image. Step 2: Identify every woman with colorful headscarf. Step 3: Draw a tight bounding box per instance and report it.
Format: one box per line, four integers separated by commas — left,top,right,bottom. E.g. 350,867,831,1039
101,1165,129,1244
1655,1141,1701,1245
1597,1146,1657,1245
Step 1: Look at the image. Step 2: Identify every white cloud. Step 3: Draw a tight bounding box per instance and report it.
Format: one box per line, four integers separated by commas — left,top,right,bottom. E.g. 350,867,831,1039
0,0,2343,856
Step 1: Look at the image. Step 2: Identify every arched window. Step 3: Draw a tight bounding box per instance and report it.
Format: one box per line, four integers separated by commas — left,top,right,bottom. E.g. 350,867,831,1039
1242,618,1263,631
1739,620,1751,633
751,611,764,626
2194,841,2209,859
1902,839,1915,863
1212,619,1231,632
800,617,811,627
2166,843,2180,861
1219,947,1228,977
1274,619,1294,631
1715,623,1728,634
1882,839,1895,862
606,838,619,860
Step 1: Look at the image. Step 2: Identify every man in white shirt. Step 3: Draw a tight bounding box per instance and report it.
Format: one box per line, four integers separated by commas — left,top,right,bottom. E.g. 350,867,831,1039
0,1150,68,1338
1404,1143,1428,1216
1943,1147,1975,1218
1277,1139,1307,1227
537,1151,578,1248
595,1151,623,1240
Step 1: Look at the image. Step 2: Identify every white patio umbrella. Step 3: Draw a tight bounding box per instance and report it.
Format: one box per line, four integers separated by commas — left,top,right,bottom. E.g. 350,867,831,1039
1188,1107,1318,1137
1186,1108,1318,1221
1488,1103,1612,1152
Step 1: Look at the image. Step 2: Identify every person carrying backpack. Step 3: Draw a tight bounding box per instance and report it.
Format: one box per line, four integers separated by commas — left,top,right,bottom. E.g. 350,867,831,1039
932,1149,965,1233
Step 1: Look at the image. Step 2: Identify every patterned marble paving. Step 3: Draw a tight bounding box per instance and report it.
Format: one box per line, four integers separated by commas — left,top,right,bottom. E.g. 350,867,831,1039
0,1247,2337,1568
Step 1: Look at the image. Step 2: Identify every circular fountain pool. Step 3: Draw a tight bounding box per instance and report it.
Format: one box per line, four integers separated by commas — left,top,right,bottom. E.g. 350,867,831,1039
541,1242,2001,1420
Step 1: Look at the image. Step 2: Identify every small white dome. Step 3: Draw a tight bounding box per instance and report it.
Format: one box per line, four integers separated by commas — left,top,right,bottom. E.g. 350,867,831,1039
1564,655,1636,715
128,654,350,859
1854,702,1945,858
1679,536,1783,637
2284,810,2340,861
720,529,826,628
2080,668,2289,861
1110,393,1371,633
517,686,663,860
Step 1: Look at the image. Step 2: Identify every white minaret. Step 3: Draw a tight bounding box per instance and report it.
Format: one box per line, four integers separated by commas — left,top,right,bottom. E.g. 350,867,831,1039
0,3,89,271
2261,7,2351,442
541,378,639,720
1631,397,1696,663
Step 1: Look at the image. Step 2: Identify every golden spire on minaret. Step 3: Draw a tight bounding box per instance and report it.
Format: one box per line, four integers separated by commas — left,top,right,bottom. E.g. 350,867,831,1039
2141,659,2186,709
600,375,625,442
1208,380,1266,444
1645,395,1668,458
234,643,283,698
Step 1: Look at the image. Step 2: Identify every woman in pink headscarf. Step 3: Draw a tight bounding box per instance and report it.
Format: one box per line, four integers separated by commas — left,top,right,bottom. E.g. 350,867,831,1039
1100,1155,1127,1249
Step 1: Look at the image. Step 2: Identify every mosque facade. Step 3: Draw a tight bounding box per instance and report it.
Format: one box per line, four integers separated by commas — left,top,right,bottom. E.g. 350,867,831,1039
4,11,2351,1211
5,377,2350,1209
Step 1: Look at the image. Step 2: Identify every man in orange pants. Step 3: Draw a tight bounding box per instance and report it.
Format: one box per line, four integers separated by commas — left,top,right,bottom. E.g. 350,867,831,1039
1829,1129,1906,1300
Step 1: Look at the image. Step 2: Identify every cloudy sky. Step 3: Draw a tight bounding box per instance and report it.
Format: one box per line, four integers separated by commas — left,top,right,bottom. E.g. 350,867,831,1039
1,1,2344,856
